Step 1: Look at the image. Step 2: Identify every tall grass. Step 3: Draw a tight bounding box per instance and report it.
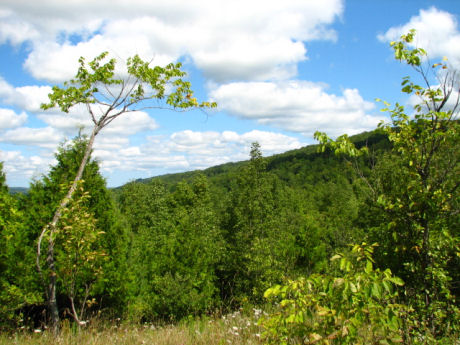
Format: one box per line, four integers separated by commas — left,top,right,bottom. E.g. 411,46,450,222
0,309,264,345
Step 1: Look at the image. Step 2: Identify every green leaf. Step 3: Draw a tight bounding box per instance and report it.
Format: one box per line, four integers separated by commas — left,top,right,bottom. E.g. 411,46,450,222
388,277,404,286
372,282,382,299
365,260,373,274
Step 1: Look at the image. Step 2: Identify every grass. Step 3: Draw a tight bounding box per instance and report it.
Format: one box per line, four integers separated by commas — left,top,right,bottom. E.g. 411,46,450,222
0,309,264,345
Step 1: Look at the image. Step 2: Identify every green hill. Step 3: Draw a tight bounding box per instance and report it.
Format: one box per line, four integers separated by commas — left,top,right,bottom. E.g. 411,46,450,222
127,129,389,190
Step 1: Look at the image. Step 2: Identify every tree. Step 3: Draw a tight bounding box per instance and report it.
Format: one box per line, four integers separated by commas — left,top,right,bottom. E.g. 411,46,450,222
120,176,223,320
23,135,128,326
38,52,216,330
220,143,299,303
0,163,42,328
315,30,459,338
54,183,105,325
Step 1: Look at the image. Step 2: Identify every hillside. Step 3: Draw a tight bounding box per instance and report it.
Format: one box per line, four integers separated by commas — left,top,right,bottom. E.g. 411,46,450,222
130,129,389,190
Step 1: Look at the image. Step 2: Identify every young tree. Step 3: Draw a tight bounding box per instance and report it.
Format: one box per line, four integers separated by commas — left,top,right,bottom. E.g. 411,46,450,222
315,30,459,337
54,184,105,325
38,52,216,330
24,136,128,326
220,143,298,303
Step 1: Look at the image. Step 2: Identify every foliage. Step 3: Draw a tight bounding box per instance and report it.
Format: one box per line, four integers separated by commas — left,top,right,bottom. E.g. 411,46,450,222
5,31,459,339
314,30,460,339
0,163,41,328
121,175,224,320
261,243,407,345
115,138,373,318
54,183,107,324
41,52,216,114
22,136,128,323
39,51,216,330
219,143,300,303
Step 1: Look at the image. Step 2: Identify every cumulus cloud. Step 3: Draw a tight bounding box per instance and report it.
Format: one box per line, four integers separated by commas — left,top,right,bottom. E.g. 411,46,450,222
210,80,383,136
0,126,63,148
102,111,159,135
38,106,158,137
93,136,130,150
0,0,343,83
0,124,304,187
0,77,52,112
378,7,460,67
92,129,305,182
0,108,27,129
0,8,39,45
0,149,55,186
167,129,302,156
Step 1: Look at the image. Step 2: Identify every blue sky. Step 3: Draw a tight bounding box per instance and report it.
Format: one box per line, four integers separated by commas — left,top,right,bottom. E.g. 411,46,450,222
0,0,459,187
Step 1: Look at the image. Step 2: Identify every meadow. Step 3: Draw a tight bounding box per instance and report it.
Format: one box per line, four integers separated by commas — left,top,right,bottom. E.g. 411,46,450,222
0,310,264,345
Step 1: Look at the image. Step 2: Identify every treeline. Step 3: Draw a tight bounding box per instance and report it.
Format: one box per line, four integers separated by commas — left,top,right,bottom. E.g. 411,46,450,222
0,129,381,325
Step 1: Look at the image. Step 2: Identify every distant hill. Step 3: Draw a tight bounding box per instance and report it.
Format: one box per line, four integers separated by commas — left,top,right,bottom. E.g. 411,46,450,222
10,130,388,193
127,129,389,189
9,187,28,195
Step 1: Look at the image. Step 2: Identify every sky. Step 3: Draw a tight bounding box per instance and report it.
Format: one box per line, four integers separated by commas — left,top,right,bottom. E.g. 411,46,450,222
0,0,459,187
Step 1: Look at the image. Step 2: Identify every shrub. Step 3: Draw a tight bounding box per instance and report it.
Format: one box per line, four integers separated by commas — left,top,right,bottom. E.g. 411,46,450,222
260,243,407,344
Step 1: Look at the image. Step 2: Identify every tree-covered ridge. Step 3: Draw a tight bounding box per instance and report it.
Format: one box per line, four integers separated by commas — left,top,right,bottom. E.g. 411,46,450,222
129,128,389,190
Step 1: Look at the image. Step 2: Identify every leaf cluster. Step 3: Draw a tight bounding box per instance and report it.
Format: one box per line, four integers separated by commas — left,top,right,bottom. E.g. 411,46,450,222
261,244,406,345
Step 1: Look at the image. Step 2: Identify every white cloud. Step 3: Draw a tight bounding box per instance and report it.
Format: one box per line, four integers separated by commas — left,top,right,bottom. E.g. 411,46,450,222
168,129,302,155
1,0,343,83
93,129,304,178
38,106,158,138
102,111,159,135
210,80,383,137
37,109,93,136
93,136,130,150
240,130,303,153
0,77,52,112
378,7,460,67
0,108,27,129
0,126,63,148
1,125,305,186
0,149,55,186
0,8,39,45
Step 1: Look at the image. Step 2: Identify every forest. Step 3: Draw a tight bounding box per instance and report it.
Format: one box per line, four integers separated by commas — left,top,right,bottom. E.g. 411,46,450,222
0,31,458,344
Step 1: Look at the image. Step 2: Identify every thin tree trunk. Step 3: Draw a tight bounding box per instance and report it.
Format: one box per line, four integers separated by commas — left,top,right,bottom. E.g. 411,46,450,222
46,239,59,334
37,125,100,333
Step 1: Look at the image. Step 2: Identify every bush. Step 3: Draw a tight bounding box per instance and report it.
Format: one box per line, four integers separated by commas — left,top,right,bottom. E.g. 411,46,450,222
260,243,407,345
